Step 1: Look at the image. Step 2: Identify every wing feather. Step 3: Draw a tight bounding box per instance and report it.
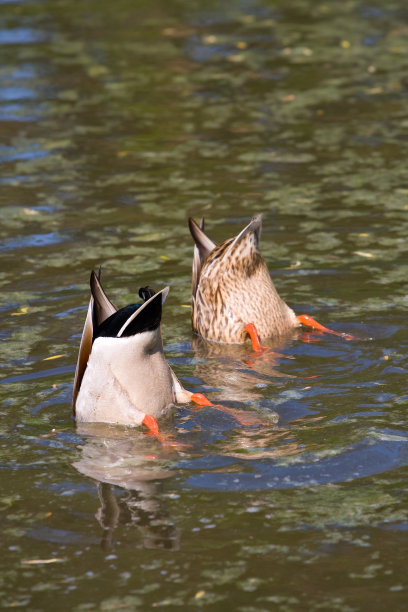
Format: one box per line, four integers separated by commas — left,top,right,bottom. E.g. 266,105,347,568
188,217,216,261
190,217,214,297
72,297,94,413
90,270,117,328
72,269,117,412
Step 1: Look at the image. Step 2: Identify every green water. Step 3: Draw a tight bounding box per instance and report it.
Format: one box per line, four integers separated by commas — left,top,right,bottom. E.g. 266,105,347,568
1,0,408,609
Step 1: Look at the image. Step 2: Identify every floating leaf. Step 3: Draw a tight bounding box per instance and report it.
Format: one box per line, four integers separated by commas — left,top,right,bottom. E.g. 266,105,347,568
11,306,28,316
286,260,301,269
135,233,162,242
21,558,65,565
353,251,375,258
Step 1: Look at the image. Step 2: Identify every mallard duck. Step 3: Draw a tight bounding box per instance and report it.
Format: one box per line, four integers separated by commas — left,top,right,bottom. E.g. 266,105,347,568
189,215,356,348
73,270,212,434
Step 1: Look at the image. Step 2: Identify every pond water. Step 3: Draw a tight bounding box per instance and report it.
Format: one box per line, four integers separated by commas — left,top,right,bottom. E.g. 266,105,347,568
1,0,408,609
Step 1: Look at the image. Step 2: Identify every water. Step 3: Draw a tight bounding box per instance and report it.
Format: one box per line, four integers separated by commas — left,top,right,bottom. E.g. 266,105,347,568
1,0,408,609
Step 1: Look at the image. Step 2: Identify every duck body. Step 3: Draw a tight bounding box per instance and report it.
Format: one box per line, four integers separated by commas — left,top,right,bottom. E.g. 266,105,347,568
189,215,299,344
73,272,194,429
75,332,175,426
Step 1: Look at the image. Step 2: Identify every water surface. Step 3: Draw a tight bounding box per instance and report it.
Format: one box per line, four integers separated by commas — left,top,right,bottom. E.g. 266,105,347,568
1,0,408,609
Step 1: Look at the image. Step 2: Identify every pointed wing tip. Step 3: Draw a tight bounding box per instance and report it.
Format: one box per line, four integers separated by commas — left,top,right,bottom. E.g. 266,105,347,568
251,214,262,242
89,269,99,289
188,216,215,259
188,216,206,231
90,266,103,285
229,214,263,247
251,214,262,228
160,286,170,303
188,217,198,232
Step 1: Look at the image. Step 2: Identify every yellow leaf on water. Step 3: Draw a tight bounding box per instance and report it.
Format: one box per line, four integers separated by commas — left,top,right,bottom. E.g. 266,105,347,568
11,306,28,316
286,260,301,269
194,591,205,599
181,304,190,308
43,354,66,361
160,255,171,260
136,233,162,242
21,558,65,565
353,251,375,258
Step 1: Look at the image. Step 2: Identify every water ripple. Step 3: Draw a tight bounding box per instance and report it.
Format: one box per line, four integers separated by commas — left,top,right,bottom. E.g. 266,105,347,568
0,231,67,251
183,436,408,491
0,27,48,45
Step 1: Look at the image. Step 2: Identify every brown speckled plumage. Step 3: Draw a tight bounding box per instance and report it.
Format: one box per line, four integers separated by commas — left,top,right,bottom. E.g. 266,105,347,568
189,215,299,344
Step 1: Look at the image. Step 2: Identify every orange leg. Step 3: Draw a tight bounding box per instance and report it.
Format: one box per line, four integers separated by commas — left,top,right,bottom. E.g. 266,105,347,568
142,414,160,435
191,392,213,407
297,314,360,341
191,398,267,427
245,322,269,352
191,392,268,427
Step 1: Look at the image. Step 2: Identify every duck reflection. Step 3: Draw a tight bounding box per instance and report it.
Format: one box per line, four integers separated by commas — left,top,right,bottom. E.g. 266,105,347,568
73,423,181,551
191,330,299,404
219,425,303,460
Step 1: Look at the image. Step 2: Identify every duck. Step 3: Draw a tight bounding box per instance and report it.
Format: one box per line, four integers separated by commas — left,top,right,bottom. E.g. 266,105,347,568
189,214,356,349
72,270,212,435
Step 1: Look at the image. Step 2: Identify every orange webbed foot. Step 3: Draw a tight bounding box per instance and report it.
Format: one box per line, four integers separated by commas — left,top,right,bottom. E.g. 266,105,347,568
142,415,192,448
142,414,160,436
191,393,267,427
297,314,360,341
245,322,269,352
191,392,213,407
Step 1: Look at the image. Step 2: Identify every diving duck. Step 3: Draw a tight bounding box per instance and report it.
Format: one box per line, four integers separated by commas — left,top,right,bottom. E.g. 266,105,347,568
189,214,356,349
73,270,212,435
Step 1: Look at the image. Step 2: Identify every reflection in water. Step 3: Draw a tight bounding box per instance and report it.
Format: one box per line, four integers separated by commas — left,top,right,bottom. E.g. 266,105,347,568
191,331,299,403
73,423,180,551
219,426,303,460
0,27,48,45
184,436,408,492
